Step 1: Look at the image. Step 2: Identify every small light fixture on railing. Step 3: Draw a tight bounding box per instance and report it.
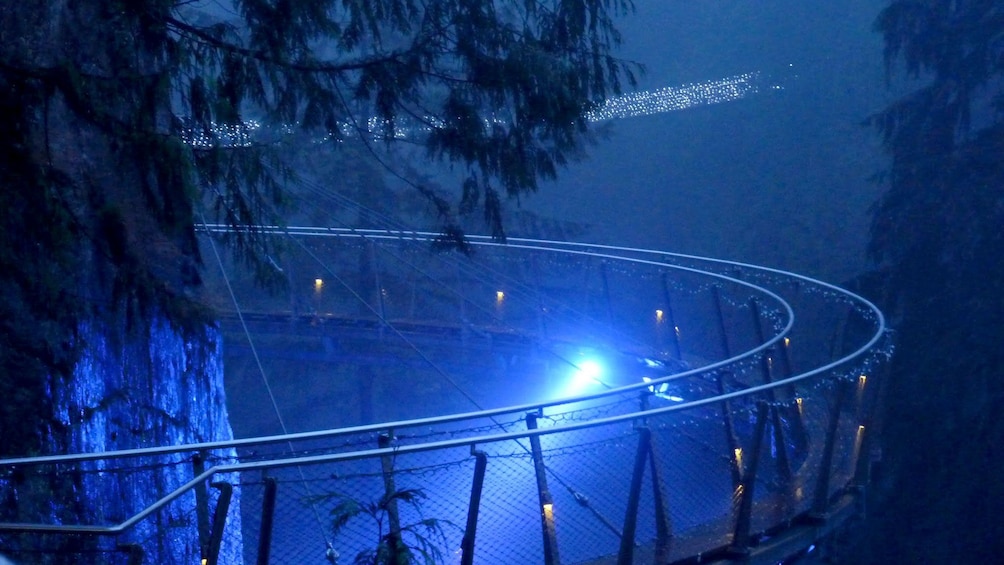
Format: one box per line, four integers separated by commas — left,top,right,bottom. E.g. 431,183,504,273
795,397,803,413
784,337,791,347
734,447,743,470
314,278,323,291
496,290,505,303
542,501,556,540
655,309,664,323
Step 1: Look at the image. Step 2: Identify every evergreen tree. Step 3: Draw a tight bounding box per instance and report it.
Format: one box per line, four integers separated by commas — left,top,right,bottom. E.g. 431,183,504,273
848,1,1004,561
0,0,637,456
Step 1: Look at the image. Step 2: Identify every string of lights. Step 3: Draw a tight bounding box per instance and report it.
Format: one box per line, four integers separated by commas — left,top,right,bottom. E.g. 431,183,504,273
178,70,778,147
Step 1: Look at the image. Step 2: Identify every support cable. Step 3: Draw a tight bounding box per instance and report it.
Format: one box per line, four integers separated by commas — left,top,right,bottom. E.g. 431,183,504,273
289,232,624,540
200,212,335,556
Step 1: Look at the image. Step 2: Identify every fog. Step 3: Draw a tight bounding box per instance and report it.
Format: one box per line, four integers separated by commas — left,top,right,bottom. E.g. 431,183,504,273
524,0,891,283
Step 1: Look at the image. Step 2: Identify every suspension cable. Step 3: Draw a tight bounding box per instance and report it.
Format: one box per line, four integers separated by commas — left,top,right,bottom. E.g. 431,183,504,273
199,212,335,554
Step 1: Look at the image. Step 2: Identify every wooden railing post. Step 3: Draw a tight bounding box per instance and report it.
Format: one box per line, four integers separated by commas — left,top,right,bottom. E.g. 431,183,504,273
526,412,561,565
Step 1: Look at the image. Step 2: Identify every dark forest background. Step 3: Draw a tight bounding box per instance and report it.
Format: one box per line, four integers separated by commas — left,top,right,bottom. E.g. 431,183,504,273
1,0,1003,562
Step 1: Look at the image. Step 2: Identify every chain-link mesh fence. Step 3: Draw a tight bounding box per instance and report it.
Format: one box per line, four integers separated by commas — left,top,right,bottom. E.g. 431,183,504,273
0,234,890,564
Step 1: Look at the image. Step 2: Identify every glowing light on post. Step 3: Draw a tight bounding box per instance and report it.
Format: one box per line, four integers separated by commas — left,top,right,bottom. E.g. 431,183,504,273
655,309,664,323
496,290,505,303
674,326,681,337
858,374,867,388
541,500,557,559
795,397,803,414
784,337,791,347
734,447,743,470
854,425,866,463
314,278,323,292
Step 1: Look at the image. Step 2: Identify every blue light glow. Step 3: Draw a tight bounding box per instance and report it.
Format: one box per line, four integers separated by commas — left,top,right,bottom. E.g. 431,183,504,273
551,353,609,399
643,377,684,402
575,359,603,384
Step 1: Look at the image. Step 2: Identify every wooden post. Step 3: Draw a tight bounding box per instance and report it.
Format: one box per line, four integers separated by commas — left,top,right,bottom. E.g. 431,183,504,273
526,412,560,565
378,433,404,562
460,451,488,565
749,299,792,484
813,383,846,517
648,431,673,564
731,402,769,555
617,427,651,565
256,477,278,565
711,287,743,488
193,451,210,559
205,481,233,565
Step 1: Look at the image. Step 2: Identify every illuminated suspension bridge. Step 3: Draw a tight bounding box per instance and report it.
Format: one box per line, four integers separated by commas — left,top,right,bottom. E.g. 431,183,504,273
180,70,783,147
0,225,889,564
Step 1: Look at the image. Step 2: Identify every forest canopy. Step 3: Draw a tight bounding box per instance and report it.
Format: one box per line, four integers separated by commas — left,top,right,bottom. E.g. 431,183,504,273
0,0,638,454
851,1,1004,562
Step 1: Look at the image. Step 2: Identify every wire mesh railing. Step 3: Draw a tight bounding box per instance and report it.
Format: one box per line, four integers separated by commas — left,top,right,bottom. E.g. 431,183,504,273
0,233,890,564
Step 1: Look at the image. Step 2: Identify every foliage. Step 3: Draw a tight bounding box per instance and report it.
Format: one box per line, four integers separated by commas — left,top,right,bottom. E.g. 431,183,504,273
318,487,459,565
168,0,638,243
0,0,637,454
850,1,1004,562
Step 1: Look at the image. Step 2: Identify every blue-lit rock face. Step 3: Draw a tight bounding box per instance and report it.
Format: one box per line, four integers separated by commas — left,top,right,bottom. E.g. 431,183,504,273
44,313,242,563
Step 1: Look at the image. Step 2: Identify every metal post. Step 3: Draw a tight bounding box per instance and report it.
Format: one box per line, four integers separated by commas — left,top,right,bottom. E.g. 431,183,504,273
378,433,404,563
660,273,683,360
526,412,561,565
256,477,278,565
749,299,792,484
205,481,233,565
460,450,488,565
618,427,651,565
853,363,888,490
193,451,210,558
712,287,744,488
812,383,846,517
714,373,743,488
731,402,769,555
648,432,673,564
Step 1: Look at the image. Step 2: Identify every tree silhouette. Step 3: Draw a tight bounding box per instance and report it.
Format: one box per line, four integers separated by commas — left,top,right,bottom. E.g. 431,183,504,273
0,1,638,456
851,1,1004,561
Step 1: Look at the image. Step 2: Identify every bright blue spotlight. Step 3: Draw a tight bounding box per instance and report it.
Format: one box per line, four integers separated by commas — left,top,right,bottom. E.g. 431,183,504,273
575,359,603,384
552,356,607,399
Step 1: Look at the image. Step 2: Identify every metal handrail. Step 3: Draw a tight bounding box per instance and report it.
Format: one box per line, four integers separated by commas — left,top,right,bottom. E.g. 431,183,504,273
0,325,882,535
0,234,887,542
0,235,797,468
